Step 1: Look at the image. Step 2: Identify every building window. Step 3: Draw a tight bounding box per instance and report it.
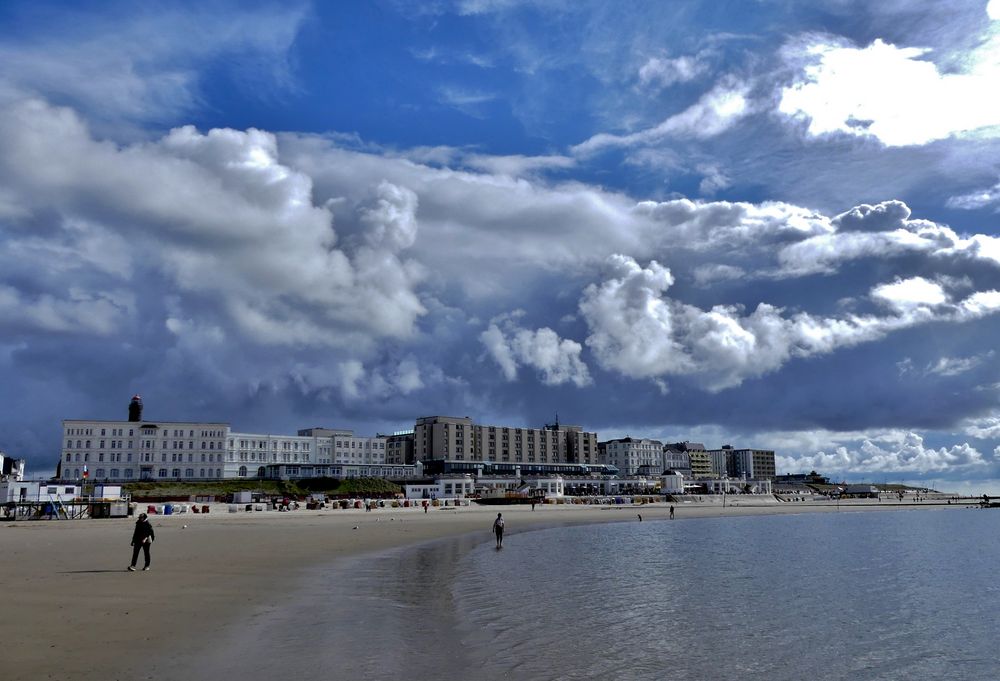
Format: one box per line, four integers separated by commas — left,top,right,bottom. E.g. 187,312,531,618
158,469,167,478
238,466,247,477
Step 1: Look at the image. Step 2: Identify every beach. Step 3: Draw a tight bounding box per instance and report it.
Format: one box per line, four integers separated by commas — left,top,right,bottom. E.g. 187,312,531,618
0,498,966,681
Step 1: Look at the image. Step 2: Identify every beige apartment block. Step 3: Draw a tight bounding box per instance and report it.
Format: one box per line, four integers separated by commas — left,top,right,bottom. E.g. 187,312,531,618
413,416,598,465
707,446,777,480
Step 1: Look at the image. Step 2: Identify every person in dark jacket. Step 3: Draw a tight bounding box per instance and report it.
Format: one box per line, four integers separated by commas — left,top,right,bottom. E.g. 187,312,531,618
492,512,504,548
128,513,155,571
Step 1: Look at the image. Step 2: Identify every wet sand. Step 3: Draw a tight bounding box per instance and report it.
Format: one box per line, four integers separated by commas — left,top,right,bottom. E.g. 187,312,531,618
1,498,966,680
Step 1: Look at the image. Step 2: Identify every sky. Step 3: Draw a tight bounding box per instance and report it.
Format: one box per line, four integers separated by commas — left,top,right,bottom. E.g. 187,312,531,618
2,0,1000,493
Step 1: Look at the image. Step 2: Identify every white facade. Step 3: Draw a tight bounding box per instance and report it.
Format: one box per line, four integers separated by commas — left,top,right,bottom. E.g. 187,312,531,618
404,476,477,500
1,481,81,503
662,449,691,477
660,471,684,495
599,438,664,476
266,462,415,480
60,418,389,482
699,477,773,495
405,474,565,500
227,429,386,478
61,419,229,482
0,451,26,481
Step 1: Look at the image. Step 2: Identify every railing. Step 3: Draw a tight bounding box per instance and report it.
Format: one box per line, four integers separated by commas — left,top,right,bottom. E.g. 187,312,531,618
2,493,131,521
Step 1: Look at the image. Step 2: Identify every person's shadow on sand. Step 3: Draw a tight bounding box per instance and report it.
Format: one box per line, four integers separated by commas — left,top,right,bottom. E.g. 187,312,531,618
59,569,128,574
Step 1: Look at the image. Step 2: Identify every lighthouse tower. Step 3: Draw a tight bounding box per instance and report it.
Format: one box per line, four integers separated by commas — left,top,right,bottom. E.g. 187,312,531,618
128,395,143,422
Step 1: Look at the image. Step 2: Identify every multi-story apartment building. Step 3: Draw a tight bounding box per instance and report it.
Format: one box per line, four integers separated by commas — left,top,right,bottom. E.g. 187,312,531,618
598,437,664,476
296,428,387,466
383,431,415,465
59,396,399,482
708,449,728,478
663,441,713,479
707,445,777,480
413,416,598,466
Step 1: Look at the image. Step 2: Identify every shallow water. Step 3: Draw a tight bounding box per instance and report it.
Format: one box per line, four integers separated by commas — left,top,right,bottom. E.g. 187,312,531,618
188,509,1000,680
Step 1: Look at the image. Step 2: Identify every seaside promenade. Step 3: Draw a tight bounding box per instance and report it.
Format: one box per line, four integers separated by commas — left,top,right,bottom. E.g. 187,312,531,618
1,497,972,681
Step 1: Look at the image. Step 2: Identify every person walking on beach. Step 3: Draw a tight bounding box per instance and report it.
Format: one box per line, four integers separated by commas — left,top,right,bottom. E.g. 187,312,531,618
493,512,505,548
128,513,155,571
669,505,675,519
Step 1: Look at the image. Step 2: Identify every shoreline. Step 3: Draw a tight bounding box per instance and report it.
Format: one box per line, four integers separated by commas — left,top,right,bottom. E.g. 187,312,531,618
1,498,971,680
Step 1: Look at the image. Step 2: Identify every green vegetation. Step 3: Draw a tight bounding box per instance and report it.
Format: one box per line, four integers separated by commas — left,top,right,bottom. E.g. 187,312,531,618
295,477,402,495
124,477,402,499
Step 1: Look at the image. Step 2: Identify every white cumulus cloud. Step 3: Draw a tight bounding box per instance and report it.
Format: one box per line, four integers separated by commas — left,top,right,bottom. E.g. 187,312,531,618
871,277,948,313
0,98,426,349
775,200,1000,276
579,255,1000,391
481,314,592,387
786,432,987,475
963,414,1000,439
779,36,1000,146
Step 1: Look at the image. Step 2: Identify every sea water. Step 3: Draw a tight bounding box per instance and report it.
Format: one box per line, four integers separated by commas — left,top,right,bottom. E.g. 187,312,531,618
188,509,1000,680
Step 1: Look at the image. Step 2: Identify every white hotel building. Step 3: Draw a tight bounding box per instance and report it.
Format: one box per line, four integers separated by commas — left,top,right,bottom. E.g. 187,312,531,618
598,437,665,476
58,396,409,482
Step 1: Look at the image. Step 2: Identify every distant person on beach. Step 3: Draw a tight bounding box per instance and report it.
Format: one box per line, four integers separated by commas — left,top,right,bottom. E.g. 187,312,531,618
637,513,642,522
493,512,505,548
128,513,155,571
669,505,675,519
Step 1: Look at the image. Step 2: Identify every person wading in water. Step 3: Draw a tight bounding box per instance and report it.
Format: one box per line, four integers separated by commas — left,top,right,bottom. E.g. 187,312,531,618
492,512,505,548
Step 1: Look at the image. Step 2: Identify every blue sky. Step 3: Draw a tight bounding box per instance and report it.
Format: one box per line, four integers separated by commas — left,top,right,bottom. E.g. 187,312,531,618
2,0,1000,492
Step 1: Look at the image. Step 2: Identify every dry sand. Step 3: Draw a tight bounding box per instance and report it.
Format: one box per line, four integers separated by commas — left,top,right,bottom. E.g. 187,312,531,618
1,497,967,681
